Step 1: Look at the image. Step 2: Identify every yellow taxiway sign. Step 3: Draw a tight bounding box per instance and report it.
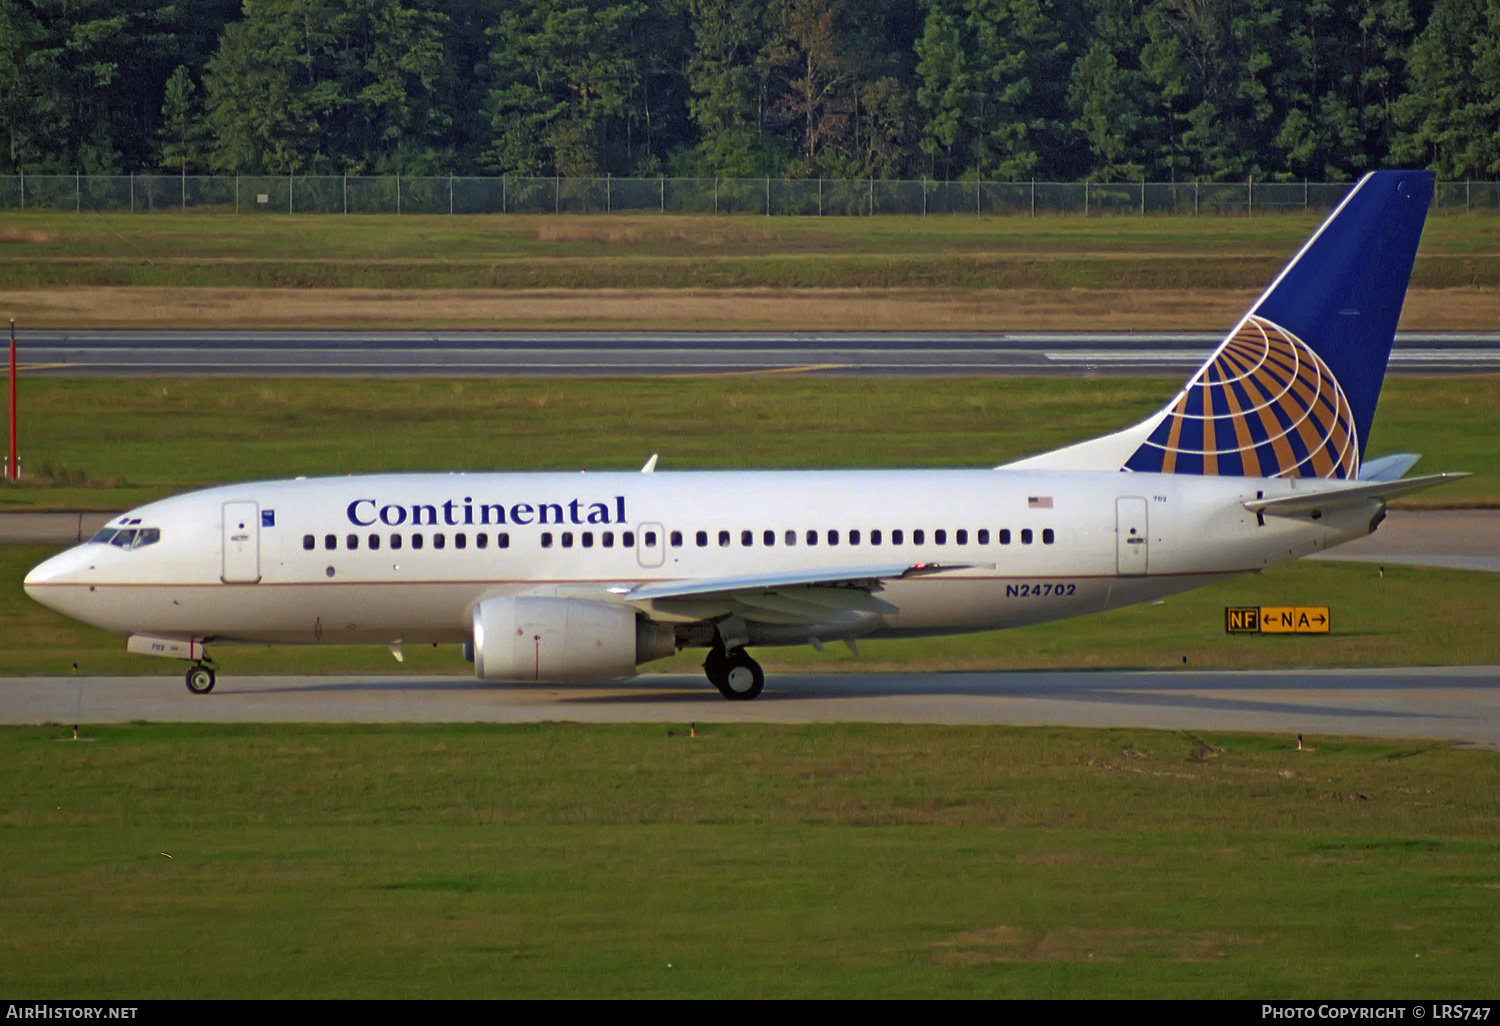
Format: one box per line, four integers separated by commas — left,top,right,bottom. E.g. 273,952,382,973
1225,606,1330,634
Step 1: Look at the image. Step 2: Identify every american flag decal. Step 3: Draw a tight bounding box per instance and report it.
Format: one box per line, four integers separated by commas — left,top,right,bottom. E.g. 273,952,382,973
1027,496,1053,508
1123,315,1359,479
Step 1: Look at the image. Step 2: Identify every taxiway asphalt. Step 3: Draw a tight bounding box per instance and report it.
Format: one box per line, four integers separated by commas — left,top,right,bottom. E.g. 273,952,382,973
4,666,1497,747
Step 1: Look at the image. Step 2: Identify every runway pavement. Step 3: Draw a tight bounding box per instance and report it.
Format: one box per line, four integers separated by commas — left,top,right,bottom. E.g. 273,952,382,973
16,330,1500,376
4,667,1497,747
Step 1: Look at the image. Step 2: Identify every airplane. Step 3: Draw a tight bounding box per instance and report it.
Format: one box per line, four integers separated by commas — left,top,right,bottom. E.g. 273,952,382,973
24,170,1465,701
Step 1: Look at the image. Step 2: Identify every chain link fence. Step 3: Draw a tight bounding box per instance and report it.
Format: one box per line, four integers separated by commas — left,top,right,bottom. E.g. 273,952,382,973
1,174,1495,215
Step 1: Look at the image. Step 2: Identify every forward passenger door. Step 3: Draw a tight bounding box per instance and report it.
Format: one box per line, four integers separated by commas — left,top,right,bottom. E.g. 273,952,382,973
222,501,261,583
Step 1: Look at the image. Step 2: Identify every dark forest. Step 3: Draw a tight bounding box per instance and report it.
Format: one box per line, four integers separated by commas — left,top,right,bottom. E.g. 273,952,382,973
2,0,1496,181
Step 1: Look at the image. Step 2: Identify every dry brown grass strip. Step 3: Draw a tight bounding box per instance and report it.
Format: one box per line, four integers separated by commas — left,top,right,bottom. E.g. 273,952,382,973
4,286,1496,331
931,924,1262,964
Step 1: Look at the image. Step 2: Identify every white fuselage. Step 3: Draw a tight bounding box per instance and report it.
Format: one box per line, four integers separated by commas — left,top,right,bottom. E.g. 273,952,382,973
23,468,1379,651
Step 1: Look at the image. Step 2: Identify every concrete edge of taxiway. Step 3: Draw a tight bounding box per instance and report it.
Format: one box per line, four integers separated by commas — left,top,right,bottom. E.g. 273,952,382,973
3,666,1497,750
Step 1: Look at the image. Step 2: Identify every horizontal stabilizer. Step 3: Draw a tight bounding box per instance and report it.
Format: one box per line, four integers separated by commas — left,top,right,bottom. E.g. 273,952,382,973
1243,473,1468,517
1358,453,1422,482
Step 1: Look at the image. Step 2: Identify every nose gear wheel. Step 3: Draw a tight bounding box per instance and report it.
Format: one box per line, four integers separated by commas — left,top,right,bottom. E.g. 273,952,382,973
185,662,216,694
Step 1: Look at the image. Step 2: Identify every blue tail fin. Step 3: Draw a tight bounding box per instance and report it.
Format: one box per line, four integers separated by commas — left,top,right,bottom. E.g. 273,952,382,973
1121,171,1433,479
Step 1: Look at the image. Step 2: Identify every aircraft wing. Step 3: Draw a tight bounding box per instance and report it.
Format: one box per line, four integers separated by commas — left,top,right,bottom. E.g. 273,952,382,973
614,563,973,627
1243,473,1468,518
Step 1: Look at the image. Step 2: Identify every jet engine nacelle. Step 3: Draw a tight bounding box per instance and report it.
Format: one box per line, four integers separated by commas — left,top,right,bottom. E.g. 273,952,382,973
471,596,674,682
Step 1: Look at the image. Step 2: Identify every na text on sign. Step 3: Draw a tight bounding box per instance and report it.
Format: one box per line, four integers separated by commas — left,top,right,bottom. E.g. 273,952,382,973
1225,607,1330,634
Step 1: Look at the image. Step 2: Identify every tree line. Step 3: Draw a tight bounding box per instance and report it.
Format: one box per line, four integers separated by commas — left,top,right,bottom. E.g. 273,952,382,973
2,0,1497,183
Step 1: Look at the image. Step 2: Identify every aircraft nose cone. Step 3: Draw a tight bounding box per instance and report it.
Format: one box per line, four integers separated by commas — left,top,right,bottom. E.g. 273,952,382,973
24,548,82,603
23,545,115,629
24,556,57,592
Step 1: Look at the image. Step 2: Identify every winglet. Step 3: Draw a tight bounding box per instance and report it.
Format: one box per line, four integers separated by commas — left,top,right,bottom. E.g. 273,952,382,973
641,453,659,473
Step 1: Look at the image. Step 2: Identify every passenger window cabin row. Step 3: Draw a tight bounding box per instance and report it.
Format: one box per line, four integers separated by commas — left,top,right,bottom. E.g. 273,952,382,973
303,525,1054,553
304,531,516,552
670,527,1054,548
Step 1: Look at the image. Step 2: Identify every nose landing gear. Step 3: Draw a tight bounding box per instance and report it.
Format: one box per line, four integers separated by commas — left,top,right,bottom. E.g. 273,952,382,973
703,645,764,701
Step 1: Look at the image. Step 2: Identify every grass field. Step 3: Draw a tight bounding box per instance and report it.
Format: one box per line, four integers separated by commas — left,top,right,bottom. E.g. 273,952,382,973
4,210,1499,289
3,210,1499,328
2,376,1495,511
1,722,1496,997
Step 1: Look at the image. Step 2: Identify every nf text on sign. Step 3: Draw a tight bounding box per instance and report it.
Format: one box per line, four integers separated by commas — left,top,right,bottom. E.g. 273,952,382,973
1225,607,1331,634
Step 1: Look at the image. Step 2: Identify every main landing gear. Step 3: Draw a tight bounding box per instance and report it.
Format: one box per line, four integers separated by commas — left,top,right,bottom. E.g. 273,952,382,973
703,645,764,701
185,661,216,695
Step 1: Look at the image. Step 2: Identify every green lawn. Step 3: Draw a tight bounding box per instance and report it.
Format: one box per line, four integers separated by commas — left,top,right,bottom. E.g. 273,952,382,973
3,209,1498,289
1,722,1495,997
2,376,1495,511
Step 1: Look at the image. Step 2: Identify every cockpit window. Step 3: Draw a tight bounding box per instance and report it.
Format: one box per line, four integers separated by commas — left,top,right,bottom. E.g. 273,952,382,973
91,527,160,550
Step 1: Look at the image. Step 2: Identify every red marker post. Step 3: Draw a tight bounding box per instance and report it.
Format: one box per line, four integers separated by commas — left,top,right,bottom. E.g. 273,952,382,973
7,319,16,482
